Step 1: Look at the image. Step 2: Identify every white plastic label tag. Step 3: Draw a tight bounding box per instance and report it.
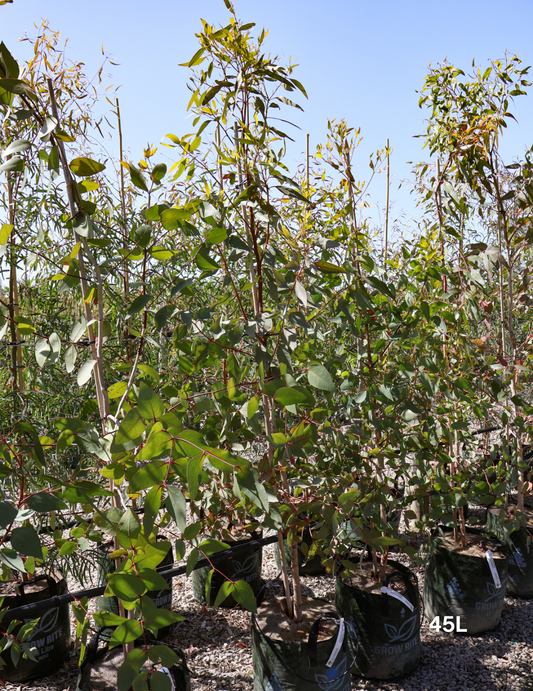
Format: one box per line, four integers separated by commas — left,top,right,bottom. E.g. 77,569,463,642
159,667,176,691
326,618,345,668
381,586,414,612
486,550,501,589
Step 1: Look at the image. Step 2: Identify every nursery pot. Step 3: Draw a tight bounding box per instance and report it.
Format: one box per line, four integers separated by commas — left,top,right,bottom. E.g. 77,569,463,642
192,530,263,607
275,524,326,576
80,644,191,691
487,506,533,598
335,559,421,679
0,572,72,683
96,541,174,641
251,597,353,691
423,528,508,634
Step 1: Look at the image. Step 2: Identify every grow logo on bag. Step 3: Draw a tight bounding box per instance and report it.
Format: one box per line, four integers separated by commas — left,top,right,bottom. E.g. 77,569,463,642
475,574,508,611
24,607,63,660
231,551,260,583
383,613,418,644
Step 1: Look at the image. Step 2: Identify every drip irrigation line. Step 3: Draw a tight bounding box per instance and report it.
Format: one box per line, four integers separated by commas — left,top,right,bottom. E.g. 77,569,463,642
0,532,279,622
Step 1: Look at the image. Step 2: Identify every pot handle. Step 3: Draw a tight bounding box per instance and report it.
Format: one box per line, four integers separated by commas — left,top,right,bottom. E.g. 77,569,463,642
252,612,358,686
18,574,58,605
381,569,418,617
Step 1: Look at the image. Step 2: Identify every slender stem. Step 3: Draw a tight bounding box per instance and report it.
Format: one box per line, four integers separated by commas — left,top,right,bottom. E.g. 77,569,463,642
277,532,293,619
306,133,310,194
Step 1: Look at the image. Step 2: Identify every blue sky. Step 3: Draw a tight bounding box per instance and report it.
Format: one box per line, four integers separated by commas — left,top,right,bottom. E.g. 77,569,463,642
3,0,533,232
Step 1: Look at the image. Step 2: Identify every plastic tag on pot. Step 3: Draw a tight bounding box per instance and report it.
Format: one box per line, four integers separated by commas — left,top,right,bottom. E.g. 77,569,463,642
381,586,414,612
486,550,501,588
159,667,176,691
326,618,345,668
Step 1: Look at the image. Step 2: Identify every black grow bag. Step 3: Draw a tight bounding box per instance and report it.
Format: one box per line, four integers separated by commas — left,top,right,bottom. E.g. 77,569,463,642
335,559,421,679
0,573,72,683
487,507,533,598
192,531,263,607
251,609,354,691
423,528,508,634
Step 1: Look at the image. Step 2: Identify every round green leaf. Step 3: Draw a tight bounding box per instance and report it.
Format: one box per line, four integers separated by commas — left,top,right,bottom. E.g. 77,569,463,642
307,364,335,392
69,157,106,177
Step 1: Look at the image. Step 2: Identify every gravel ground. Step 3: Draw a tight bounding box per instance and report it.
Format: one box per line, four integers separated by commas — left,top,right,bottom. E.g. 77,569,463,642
2,502,533,691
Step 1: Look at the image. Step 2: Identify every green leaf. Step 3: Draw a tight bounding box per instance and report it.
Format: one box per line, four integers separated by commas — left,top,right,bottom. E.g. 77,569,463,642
26,492,67,512
118,649,149,691
0,156,23,173
64,344,77,374
232,580,257,613
129,163,149,192
109,618,143,649
0,501,17,528
136,567,169,592
35,332,61,367
151,163,167,182
136,431,172,461
116,508,142,549
69,157,105,177
165,486,187,532
0,223,13,244
143,608,183,633
213,581,233,608
186,547,199,576
0,78,35,98
314,261,347,274
144,671,171,691
116,407,145,444
147,646,178,667
198,538,230,556
274,387,308,406
11,527,43,559
0,42,19,79
127,294,152,316
93,611,128,627
0,548,25,572
108,381,128,399
108,573,147,602
77,359,97,386
130,460,168,493
307,364,334,392
3,139,30,156
138,382,165,421
205,227,227,244
187,455,204,501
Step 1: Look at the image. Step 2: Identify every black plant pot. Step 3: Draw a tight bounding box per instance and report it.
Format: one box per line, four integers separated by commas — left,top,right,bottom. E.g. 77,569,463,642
0,572,72,683
422,528,508,634
486,506,533,598
251,598,353,691
335,559,421,679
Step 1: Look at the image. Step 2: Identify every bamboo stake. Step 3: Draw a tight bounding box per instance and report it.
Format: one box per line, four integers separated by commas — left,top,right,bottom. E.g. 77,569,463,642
116,99,132,363
6,175,23,394
216,124,224,195
47,79,110,427
384,139,390,263
234,123,259,317
306,133,310,194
